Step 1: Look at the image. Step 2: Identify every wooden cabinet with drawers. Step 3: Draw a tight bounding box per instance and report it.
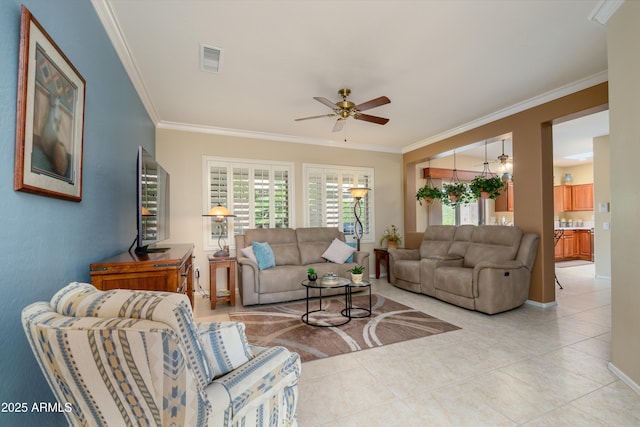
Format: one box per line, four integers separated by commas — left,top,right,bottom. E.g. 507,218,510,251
90,244,194,306
554,230,593,262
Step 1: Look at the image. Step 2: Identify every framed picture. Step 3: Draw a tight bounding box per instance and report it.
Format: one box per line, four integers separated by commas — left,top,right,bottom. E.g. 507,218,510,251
14,5,86,202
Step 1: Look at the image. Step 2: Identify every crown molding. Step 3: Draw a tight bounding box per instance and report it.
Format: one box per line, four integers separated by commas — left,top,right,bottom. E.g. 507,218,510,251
402,70,609,154
157,121,402,154
91,0,159,123
589,0,624,25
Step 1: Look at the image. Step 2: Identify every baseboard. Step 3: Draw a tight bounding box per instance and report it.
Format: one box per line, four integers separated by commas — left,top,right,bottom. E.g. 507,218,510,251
525,299,558,309
608,362,640,396
595,274,612,280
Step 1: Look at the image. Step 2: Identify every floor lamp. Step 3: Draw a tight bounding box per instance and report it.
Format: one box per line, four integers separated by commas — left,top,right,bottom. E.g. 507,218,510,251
348,187,370,251
203,204,236,257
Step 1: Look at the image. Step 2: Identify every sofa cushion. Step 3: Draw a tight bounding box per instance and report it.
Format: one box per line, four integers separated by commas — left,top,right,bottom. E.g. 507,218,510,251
198,322,253,378
252,242,276,270
419,225,456,258
448,224,475,258
240,246,258,263
322,238,356,264
463,226,523,268
434,266,474,298
244,228,301,266
296,227,345,265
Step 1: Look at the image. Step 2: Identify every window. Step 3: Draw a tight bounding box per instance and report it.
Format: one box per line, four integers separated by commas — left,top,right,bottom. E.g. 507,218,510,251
203,157,294,250
303,164,374,244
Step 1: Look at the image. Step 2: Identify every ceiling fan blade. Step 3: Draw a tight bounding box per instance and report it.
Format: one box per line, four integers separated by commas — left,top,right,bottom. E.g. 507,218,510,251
294,113,336,121
332,118,346,132
354,113,389,125
355,96,390,112
313,96,338,110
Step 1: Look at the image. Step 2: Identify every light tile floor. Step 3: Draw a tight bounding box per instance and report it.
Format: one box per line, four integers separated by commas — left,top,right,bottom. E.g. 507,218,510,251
194,264,640,426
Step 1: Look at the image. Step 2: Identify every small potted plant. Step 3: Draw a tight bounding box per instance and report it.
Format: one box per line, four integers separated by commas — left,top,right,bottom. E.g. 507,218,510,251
416,184,443,205
379,224,402,249
470,175,505,200
346,265,365,283
442,182,475,205
307,268,317,281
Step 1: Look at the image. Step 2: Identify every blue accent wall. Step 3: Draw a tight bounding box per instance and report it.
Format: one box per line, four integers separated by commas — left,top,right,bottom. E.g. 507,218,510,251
0,1,154,425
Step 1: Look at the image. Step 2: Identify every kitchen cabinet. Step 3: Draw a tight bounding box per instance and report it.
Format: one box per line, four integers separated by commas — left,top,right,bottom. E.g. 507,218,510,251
495,181,513,212
553,185,573,212
576,229,594,261
554,184,594,212
554,229,593,261
571,184,594,211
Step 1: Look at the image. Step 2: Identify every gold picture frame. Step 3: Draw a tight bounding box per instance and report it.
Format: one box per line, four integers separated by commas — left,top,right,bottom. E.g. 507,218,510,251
14,5,86,202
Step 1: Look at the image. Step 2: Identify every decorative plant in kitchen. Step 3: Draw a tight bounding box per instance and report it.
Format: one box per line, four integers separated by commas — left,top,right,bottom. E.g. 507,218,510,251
379,224,402,249
470,175,505,199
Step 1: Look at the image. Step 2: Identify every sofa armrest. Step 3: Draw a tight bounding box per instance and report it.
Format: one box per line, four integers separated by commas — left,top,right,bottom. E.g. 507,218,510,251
211,346,301,424
354,250,371,277
388,248,419,261
472,260,531,314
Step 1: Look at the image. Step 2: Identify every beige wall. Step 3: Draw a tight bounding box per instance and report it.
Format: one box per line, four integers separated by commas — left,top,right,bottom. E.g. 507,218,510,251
593,135,611,278
156,128,403,290
608,1,640,388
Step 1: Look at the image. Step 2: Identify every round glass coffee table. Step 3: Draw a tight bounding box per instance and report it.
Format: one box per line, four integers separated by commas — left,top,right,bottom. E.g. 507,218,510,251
301,277,350,327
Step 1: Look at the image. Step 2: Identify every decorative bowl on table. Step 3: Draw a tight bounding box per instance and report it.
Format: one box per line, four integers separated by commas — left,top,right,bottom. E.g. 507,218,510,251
321,273,339,285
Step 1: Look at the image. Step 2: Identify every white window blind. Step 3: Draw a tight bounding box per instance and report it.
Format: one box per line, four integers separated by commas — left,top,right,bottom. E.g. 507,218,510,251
203,157,294,251
303,164,374,244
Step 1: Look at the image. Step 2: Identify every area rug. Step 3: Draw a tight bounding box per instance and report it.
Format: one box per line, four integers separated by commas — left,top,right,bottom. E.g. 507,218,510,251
229,294,460,362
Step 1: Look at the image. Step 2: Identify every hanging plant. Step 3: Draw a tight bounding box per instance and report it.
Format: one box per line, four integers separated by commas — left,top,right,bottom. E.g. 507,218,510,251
470,175,505,199
442,182,475,206
416,184,443,205
469,140,506,200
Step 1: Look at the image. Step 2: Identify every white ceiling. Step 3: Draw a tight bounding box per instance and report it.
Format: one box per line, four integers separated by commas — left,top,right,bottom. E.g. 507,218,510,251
95,0,610,158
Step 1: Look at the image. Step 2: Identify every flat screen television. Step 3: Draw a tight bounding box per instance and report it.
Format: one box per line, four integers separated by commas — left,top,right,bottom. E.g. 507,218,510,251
132,146,170,254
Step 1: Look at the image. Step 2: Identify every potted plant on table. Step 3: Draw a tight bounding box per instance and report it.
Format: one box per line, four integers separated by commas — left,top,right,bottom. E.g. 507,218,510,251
307,268,317,281
346,265,365,283
470,175,505,200
379,224,402,249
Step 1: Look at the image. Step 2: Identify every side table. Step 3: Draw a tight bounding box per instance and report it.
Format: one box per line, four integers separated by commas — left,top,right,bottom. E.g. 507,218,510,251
374,248,390,283
208,256,236,309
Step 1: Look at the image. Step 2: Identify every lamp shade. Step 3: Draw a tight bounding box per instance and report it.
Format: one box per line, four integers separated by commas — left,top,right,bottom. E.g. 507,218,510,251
141,206,152,216
204,204,236,218
348,187,370,198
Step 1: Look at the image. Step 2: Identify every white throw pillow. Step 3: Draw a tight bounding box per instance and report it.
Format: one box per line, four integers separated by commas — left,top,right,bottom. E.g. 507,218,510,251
322,238,356,264
240,246,258,264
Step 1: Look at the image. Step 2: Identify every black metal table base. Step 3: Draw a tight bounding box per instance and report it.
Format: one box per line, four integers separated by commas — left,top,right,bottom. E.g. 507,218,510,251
342,282,372,319
301,286,351,327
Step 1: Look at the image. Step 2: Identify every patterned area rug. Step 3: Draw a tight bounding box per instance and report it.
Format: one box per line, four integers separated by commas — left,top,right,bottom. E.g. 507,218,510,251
229,294,461,362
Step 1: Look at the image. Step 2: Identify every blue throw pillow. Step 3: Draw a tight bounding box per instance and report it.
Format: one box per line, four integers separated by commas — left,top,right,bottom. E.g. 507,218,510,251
346,242,357,263
251,241,276,270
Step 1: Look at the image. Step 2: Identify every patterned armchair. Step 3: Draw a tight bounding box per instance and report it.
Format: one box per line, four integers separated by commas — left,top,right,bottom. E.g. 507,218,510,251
22,282,301,426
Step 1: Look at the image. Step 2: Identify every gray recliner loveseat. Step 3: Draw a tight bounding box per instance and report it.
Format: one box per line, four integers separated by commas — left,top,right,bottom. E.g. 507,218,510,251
388,225,539,314
235,227,370,305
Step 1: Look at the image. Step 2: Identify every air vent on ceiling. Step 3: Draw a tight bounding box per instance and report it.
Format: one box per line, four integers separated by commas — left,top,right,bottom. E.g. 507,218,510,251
200,44,222,73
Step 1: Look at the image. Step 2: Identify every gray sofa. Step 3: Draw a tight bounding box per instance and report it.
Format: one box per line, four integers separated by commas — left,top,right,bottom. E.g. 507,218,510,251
388,225,539,314
235,227,370,305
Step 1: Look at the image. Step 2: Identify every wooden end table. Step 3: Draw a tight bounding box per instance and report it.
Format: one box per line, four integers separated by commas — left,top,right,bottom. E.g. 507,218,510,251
374,248,391,282
208,255,236,309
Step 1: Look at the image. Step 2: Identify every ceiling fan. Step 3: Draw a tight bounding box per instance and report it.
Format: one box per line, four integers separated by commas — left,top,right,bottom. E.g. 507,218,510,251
295,88,390,132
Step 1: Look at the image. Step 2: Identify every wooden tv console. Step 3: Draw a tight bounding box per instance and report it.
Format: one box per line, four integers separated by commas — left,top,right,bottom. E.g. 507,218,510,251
90,244,194,306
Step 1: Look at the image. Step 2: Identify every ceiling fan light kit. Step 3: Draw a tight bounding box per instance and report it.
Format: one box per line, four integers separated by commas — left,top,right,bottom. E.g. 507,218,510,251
295,88,390,133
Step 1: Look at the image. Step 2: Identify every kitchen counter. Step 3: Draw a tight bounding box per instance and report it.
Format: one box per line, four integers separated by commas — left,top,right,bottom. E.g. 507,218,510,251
555,227,594,231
